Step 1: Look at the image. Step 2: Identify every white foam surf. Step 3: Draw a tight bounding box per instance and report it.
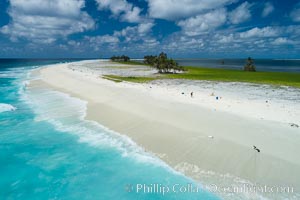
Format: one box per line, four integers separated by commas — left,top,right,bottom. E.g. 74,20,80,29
22,81,173,172
0,103,17,113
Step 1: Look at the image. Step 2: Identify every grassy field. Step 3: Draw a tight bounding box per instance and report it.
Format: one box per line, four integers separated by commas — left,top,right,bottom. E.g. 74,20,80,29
166,67,300,88
103,75,157,83
107,62,300,88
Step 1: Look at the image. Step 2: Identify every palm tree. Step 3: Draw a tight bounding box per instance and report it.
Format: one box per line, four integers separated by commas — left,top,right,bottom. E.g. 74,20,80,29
147,52,183,74
244,57,256,72
110,55,130,62
144,55,157,65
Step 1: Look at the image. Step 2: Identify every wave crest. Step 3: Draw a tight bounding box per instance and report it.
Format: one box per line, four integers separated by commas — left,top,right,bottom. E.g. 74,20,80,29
0,103,17,113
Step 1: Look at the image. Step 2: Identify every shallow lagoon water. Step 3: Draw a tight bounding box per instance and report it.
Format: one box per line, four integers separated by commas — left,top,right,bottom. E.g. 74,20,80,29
0,60,219,200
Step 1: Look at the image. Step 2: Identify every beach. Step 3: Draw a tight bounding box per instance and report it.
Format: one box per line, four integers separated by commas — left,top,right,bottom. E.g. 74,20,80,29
31,60,300,199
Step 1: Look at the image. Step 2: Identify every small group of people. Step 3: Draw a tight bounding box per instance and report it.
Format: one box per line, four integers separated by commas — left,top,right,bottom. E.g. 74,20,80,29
185,91,222,100
181,91,194,98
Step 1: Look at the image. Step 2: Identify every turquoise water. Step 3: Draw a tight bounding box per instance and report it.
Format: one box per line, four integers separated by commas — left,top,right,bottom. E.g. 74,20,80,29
0,60,220,200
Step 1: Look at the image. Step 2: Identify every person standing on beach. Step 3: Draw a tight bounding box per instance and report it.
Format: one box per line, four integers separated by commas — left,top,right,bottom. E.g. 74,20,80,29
191,92,193,98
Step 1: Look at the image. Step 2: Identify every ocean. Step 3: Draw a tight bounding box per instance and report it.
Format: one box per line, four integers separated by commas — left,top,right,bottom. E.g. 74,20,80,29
0,59,220,200
175,59,300,72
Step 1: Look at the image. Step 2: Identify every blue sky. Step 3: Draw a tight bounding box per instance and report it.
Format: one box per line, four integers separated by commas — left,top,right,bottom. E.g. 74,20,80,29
0,0,300,58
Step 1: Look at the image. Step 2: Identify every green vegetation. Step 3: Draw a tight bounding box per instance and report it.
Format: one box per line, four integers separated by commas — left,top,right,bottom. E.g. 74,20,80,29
106,54,300,88
102,75,157,83
113,60,147,65
165,67,300,88
244,57,256,72
102,75,123,83
143,55,157,65
110,55,130,62
103,67,300,88
144,52,184,73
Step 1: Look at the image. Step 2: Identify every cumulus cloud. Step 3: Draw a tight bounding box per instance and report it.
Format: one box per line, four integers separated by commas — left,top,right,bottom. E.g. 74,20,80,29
96,0,130,15
177,8,227,36
114,22,155,42
0,0,94,43
290,3,300,22
147,0,236,20
95,0,142,23
121,7,142,23
82,35,120,51
216,34,235,44
162,35,205,53
102,22,160,51
83,22,159,53
161,24,300,57
272,37,294,45
214,26,300,50
229,2,252,24
64,24,300,57
262,2,274,17
137,22,155,35
87,35,119,44
239,27,280,38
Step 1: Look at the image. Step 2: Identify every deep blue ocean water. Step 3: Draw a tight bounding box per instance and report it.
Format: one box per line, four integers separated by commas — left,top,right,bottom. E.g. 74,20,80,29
0,59,220,200
175,59,300,72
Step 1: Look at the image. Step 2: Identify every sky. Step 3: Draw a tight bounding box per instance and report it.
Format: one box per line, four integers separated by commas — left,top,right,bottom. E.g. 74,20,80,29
0,0,300,59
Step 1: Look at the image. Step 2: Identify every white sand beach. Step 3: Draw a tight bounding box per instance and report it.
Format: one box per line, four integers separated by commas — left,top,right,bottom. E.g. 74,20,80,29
30,60,300,199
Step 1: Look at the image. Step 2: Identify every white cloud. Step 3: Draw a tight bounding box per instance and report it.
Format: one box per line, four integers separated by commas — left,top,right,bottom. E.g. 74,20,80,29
87,35,119,44
111,22,158,50
272,38,294,45
86,22,159,52
177,8,227,36
121,7,142,23
161,34,206,53
285,25,300,35
83,35,120,51
262,2,274,17
162,24,300,56
114,22,155,40
229,2,252,24
0,0,94,43
62,24,300,56
239,27,279,38
147,0,236,20
290,3,300,22
96,0,130,15
95,0,142,23
137,22,155,35
217,34,235,43
179,36,204,47
142,38,160,47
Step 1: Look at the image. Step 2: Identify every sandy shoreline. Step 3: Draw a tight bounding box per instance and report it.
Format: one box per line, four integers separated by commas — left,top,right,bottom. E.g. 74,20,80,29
30,60,300,199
